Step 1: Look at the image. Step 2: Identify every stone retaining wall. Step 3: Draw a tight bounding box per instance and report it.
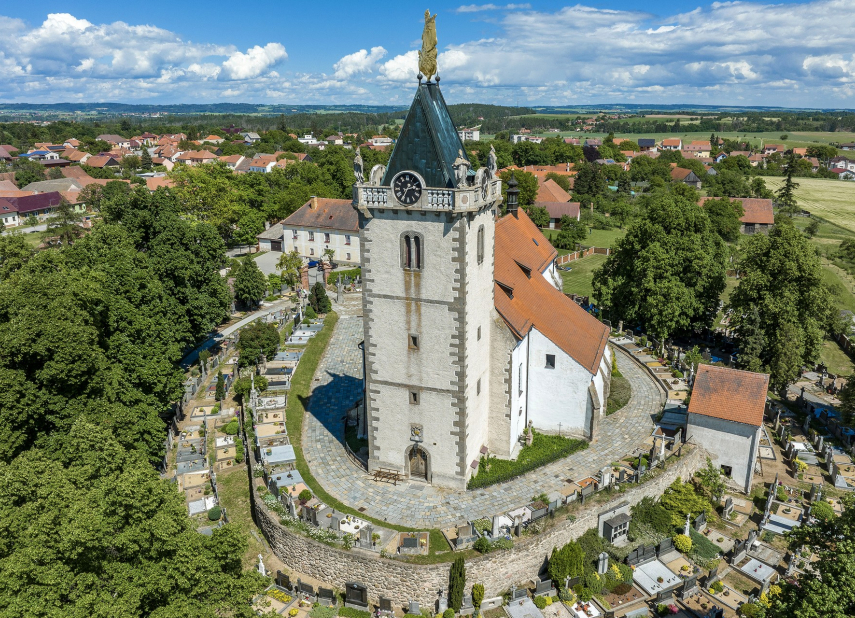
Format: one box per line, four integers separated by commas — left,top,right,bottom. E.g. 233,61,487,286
254,444,706,608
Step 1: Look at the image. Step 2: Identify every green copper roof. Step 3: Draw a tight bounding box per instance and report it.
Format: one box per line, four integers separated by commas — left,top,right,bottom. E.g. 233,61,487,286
381,82,469,189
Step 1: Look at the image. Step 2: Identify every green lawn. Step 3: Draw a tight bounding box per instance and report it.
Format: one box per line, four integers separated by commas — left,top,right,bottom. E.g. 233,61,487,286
819,339,855,376
216,468,268,568
560,254,608,297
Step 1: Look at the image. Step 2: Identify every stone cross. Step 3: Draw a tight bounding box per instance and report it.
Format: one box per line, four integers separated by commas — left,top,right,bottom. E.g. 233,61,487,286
748,529,757,546
816,435,824,452
257,554,266,577
597,552,609,575
684,513,691,537
723,497,733,520
785,553,796,576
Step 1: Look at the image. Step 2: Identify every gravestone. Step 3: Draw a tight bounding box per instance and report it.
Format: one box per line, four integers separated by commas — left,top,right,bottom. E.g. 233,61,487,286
379,597,393,615
785,553,796,576
708,564,720,580
656,589,673,604
359,524,374,549
809,484,818,503
407,602,420,615
566,576,581,590
299,581,315,601
679,575,698,599
618,469,626,483
534,578,554,597
462,594,474,610
816,435,824,451
329,515,341,531
597,552,609,575
658,537,674,556
514,515,522,537
723,497,733,520
276,570,291,591
402,536,420,553
437,597,448,614
605,612,615,618
774,410,781,431
600,466,612,488
318,587,335,607
345,582,369,610
513,588,528,600
748,529,757,546
674,428,683,445
694,512,707,532
492,515,501,538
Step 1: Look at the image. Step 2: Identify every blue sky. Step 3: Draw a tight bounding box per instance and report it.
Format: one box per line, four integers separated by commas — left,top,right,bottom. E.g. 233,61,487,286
1,0,854,107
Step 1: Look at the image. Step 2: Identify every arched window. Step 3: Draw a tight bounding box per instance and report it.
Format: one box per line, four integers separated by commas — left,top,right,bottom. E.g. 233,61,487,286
477,225,485,264
400,231,424,270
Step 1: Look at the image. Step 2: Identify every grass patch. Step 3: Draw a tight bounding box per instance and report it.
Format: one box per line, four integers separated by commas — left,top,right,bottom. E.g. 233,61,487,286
216,468,267,568
560,253,609,297
764,177,855,233
344,424,368,454
468,430,588,489
819,338,855,375
607,374,631,415
689,527,722,561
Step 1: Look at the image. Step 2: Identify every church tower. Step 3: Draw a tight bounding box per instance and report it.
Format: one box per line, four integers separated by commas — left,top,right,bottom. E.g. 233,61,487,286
353,75,503,488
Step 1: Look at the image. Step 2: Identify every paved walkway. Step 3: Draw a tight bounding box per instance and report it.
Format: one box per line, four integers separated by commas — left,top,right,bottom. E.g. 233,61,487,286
303,308,664,529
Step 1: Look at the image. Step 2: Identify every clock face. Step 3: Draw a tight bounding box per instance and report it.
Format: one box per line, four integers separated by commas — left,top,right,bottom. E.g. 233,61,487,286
393,172,422,205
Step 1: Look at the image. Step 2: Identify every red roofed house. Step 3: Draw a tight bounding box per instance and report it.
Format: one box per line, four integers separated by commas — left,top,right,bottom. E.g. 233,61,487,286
671,167,702,189
700,197,774,234
661,138,682,150
687,365,769,492
260,196,359,264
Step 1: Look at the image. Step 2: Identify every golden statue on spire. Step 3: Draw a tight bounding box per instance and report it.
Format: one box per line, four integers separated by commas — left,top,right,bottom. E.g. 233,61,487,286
419,10,438,81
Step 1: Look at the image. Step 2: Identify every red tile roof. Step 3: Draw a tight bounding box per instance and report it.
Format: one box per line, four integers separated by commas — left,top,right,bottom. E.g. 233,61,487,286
540,202,581,220
494,209,609,374
688,365,768,426
536,178,573,203
670,167,694,181
699,197,774,225
282,197,357,232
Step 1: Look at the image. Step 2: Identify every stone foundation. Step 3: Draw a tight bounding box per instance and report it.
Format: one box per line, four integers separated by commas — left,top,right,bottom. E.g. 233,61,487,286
254,445,706,607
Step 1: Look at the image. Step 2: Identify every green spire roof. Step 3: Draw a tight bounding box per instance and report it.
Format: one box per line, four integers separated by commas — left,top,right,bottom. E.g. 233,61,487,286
381,82,469,188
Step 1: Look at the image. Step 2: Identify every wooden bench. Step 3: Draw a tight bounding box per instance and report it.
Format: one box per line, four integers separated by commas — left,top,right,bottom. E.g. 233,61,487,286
372,468,403,485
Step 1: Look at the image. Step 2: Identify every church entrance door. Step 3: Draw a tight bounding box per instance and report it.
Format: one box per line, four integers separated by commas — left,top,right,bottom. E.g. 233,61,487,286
408,445,428,480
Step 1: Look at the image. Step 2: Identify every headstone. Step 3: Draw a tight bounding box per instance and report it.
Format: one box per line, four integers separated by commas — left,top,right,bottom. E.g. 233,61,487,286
684,512,692,537
785,553,796,576
656,590,672,604
723,497,733,520
437,597,448,614
659,435,667,461
513,588,528,600
658,537,674,555
257,554,266,577
809,484,818,503
600,466,612,488
276,570,291,590
694,511,707,532
299,581,315,597
359,525,374,549
318,587,335,607
674,428,683,446
618,469,626,483
407,602,420,615
492,515,501,538
534,578,553,596
513,515,522,537
748,529,757,546
345,582,369,610
462,594,474,610
679,575,698,599
379,597,393,614
774,409,781,431
597,552,609,575
402,537,419,549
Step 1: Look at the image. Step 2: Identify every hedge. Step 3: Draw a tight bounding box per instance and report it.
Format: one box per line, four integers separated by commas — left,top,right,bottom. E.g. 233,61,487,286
339,608,372,618
689,528,722,561
467,430,588,489
328,268,361,285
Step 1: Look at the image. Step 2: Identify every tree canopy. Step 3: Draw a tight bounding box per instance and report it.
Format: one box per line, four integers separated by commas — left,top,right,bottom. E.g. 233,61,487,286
728,221,833,391
592,191,727,344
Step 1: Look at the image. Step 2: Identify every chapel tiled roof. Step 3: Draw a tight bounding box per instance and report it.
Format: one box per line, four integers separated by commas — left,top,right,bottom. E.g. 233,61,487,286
282,197,357,232
493,209,609,374
688,365,768,427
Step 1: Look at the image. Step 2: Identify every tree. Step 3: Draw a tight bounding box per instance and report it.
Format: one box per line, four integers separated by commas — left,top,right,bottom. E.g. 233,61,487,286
237,321,280,367
215,369,225,401
45,198,84,246
524,205,550,228
499,169,538,207
751,176,774,199
322,247,336,264
610,199,633,229
737,305,767,374
805,219,820,238
593,192,727,346
448,556,466,611
233,209,266,247
704,197,744,242
548,541,586,586
0,420,267,616
660,477,714,527
728,223,833,391
140,148,153,170
766,493,855,618
233,255,267,308
696,456,727,504
232,375,269,402
309,281,332,314
776,153,801,216
553,216,587,249
278,250,304,288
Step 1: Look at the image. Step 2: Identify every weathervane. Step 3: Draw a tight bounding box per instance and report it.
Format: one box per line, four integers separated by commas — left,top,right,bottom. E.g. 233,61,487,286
418,10,438,82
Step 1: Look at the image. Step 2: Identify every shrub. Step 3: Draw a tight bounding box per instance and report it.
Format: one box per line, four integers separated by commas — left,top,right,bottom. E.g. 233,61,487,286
443,609,455,618
222,419,240,435
738,602,765,617
449,556,466,611
575,586,592,602
689,528,722,561
673,534,692,553
671,370,683,378
533,597,547,610
584,572,603,594
339,608,371,618
812,500,835,521
235,437,244,463
657,604,669,616
289,610,299,617
472,583,484,609
710,580,724,594
207,506,222,521
298,489,313,502
776,486,787,502
304,306,317,319
309,605,336,618
473,537,491,553
268,589,292,603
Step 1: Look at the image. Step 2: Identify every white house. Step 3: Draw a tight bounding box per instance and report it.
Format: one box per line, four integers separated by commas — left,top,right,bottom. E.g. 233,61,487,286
241,132,261,144
259,197,359,264
457,127,480,142
369,135,393,147
687,365,769,493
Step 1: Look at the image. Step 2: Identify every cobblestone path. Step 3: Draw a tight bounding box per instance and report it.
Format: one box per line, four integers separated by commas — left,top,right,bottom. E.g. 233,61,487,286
303,306,664,529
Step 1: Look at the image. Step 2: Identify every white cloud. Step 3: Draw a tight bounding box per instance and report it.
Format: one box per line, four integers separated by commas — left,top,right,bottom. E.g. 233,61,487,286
222,43,287,80
456,4,531,12
333,46,387,79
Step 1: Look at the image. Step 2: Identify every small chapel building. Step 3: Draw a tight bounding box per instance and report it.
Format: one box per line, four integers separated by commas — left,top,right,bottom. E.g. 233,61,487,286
353,76,611,489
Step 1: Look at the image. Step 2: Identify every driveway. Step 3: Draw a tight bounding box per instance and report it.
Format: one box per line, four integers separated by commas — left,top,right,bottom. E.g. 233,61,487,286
254,251,281,276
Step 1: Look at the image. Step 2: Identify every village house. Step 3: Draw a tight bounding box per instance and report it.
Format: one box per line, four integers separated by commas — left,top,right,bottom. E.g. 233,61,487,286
175,150,218,166
258,197,359,265
700,197,774,234
660,138,682,150
637,138,657,152
97,134,131,149
687,365,769,493
369,135,393,147
241,132,261,144
670,167,702,189
457,127,480,142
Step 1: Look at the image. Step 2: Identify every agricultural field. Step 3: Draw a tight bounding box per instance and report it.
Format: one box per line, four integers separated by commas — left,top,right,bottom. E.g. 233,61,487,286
764,177,855,232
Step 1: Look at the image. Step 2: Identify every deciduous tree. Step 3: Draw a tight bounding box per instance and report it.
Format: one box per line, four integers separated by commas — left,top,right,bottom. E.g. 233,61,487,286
233,255,267,308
